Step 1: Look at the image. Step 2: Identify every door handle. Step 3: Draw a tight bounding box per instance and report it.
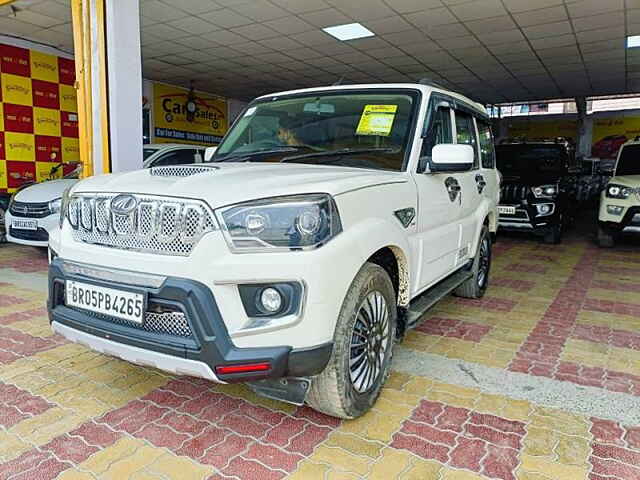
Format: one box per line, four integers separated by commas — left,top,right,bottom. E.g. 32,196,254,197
444,177,461,202
448,184,461,193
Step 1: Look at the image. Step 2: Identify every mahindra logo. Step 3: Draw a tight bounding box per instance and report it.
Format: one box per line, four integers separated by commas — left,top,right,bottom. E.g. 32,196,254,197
111,195,137,215
62,94,75,101
9,142,32,150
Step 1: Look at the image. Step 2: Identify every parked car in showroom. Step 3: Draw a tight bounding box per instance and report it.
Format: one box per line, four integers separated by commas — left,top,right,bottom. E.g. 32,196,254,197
5,143,205,247
496,138,578,244
49,83,499,419
597,139,640,247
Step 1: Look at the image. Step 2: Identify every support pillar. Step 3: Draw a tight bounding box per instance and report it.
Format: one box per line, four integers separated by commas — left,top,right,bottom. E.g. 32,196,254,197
575,96,590,159
71,0,142,176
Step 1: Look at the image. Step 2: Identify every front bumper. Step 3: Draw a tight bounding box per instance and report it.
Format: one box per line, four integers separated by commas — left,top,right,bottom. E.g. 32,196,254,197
599,204,640,233
498,200,560,234
5,211,57,247
48,258,333,383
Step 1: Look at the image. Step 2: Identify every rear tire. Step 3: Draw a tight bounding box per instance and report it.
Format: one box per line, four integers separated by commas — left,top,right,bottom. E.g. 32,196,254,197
597,224,615,248
306,263,396,419
454,226,491,299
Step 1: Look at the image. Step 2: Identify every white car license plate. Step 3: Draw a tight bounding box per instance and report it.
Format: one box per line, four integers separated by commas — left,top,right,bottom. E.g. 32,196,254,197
11,218,37,230
65,280,146,324
498,205,516,215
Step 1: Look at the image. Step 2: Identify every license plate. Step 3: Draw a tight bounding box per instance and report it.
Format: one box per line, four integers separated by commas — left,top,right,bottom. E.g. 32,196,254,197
65,280,146,324
11,218,37,230
498,205,516,215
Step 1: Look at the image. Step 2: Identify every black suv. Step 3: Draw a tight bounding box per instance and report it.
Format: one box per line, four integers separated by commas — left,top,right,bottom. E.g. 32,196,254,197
496,138,578,244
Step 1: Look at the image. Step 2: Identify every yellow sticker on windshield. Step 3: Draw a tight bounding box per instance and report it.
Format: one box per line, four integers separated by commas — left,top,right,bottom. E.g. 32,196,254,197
356,105,398,136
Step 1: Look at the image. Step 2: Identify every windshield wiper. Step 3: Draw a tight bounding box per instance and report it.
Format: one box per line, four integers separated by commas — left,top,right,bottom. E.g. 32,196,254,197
214,146,300,162
281,147,399,163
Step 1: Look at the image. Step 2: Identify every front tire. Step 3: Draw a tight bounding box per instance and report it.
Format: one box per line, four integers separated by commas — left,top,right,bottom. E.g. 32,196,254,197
597,224,615,248
454,226,492,299
306,263,396,419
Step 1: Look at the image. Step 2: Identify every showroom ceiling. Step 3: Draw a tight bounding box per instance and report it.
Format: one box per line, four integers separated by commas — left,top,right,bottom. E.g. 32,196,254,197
1,0,639,104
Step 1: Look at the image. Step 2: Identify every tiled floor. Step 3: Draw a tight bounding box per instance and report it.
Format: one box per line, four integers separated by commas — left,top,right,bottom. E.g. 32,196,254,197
1,231,639,480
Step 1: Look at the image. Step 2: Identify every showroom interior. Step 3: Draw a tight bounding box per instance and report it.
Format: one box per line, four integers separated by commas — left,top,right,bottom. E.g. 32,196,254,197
1,0,640,479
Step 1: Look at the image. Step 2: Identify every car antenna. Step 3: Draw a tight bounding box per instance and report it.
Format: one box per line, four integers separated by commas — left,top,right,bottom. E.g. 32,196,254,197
332,76,344,86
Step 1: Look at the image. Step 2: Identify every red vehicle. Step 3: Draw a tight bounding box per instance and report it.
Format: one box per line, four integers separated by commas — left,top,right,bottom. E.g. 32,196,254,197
592,135,627,159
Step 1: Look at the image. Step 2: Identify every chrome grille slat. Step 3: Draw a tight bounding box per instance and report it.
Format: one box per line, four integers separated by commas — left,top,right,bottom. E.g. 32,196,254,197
9,201,51,218
69,193,217,256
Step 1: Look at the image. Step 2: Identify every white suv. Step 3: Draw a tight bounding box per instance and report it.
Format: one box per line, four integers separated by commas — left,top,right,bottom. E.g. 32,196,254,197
597,139,640,247
49,84,499,418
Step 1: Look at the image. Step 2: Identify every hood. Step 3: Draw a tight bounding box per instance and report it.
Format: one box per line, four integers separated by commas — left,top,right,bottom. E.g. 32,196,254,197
611,175,640,186
499,172,561,186
72,163,407,207
14,179,79,203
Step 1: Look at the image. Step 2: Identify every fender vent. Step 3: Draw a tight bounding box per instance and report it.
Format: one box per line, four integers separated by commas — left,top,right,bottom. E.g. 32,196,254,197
150,165,218,177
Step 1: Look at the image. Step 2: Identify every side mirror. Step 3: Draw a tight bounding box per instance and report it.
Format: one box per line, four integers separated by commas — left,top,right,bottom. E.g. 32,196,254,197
429,144,474,173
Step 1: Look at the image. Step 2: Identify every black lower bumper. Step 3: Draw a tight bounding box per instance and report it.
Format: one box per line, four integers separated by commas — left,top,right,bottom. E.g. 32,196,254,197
600,206,640,232
47,259,332,382
498,201,562,235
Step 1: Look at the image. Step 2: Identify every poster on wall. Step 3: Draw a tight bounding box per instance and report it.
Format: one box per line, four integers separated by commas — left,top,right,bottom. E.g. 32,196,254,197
592,117,640,159
506,120,577,141
0,43,79,193
153,83,227,145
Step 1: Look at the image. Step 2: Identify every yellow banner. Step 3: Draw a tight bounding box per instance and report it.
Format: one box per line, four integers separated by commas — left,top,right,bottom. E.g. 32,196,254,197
153,82,227,145
30,50,59,83
62,137,80,161
5,132,35,161
0,161,6,190
0,103,3,132
592,116,640,159
1,73,32,106
507,120,577,140
59,84,78,112
34,107,61,137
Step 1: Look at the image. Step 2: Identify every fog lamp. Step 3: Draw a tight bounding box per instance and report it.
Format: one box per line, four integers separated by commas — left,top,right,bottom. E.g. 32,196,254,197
536,203,553,216
607,205,624,216
260,287,282,313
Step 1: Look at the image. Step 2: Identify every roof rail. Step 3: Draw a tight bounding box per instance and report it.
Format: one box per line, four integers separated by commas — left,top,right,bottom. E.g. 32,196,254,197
419,77,448,90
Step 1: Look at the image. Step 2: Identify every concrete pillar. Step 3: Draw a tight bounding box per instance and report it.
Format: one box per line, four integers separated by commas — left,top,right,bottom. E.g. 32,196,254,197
575,96,589,159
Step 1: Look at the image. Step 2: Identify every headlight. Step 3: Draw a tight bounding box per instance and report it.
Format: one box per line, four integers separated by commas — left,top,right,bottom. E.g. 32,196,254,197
58,187,72,228
49,198,62,214
606,184,631,199
532,184,558,198
217,194,342,252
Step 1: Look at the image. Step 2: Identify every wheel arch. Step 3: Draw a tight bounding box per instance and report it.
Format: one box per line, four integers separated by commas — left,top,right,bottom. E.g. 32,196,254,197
366,245,410,307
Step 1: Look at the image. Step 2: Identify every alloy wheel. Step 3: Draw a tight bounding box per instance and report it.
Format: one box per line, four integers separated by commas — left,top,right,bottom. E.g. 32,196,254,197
349,291,390,393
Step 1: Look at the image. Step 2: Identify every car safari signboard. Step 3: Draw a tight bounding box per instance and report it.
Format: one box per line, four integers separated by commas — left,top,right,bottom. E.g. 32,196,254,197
153,82,227,146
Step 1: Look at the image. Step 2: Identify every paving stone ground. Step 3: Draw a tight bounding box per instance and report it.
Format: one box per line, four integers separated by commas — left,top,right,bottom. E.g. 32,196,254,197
1,228,640,479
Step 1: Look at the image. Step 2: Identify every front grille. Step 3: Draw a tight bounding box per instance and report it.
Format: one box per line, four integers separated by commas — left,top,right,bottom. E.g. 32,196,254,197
84,309,193,338
68,193,217,256
500,184,529,203
9,227,49,241
9,201,51,218
150,165,218,177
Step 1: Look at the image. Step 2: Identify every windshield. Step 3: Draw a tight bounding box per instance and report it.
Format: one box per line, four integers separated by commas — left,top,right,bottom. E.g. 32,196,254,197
213,90,418,171
616,144,640,175
143,148,158,161
496,144,566,175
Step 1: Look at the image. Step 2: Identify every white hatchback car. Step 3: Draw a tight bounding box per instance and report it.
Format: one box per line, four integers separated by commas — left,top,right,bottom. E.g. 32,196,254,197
5,143,205,247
